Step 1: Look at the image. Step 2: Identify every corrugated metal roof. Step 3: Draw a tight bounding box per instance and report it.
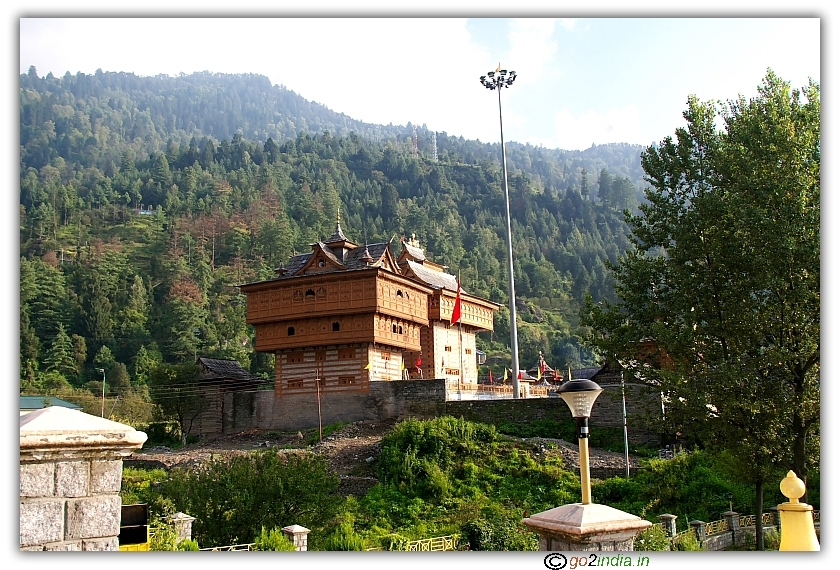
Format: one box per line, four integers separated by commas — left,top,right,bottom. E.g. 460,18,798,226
20,396,82,410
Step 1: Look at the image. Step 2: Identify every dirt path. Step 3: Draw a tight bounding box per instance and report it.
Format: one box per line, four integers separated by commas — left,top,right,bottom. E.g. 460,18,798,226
126,420,395,497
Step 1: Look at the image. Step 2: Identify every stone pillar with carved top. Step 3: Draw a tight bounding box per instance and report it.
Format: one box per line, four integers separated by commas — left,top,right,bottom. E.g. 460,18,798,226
522,503,652,551
19,407,147,551
282,524,310,551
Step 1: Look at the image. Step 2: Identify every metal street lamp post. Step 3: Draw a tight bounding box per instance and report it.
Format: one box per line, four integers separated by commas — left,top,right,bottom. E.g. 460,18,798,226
97,368,106,418
556,378,604,504
480,65,521,398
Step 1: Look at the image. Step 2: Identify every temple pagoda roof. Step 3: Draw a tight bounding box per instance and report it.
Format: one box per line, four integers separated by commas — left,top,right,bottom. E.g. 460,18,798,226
405,259,461,292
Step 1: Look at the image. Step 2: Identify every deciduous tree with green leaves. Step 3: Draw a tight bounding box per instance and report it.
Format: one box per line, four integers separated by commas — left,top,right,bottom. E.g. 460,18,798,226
583,71,819,550
147,362,203,445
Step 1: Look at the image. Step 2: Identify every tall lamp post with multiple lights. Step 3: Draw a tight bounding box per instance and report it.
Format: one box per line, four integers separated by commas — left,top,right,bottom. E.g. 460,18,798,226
480,65,521,399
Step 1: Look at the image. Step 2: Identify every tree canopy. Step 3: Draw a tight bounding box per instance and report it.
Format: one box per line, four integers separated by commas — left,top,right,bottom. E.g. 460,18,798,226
582,70,819,548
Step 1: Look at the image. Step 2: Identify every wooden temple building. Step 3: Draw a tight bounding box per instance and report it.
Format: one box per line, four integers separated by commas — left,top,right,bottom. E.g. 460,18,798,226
239,214,499,399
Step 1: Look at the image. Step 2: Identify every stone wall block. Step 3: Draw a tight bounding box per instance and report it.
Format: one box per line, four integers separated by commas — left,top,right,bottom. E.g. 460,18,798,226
65,495,121,540
20,463,55,497
56,461,90,498
82,537,119,551
20,500,64,546
90,460,123,494
45,541,82,551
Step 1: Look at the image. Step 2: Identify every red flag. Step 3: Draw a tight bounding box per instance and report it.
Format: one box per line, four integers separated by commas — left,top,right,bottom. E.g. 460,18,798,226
415,356,422,368
540,359,546,376
451,279,462,324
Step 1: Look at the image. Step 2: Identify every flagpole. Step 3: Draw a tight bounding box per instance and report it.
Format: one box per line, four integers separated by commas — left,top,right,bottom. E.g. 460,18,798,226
458,272,464,392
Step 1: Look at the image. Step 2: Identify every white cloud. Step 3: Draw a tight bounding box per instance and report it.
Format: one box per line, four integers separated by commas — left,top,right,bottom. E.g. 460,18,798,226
552,104,644,150
505,19,559,87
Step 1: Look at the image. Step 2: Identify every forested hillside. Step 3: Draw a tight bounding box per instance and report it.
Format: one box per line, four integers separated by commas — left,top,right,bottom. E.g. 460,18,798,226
19,68,647,398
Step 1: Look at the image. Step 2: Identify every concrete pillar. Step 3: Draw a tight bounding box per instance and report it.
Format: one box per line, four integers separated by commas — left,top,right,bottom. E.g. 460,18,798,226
20,407,147,551
522,503,651,551
282,525,310,551
658,514,678,537
168,512,196,542
723,511,739,546
778,471,819,551
723,511,739,532
689,520,706,543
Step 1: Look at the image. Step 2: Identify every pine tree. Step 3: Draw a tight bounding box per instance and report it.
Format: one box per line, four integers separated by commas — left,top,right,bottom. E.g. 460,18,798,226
43,323,77,380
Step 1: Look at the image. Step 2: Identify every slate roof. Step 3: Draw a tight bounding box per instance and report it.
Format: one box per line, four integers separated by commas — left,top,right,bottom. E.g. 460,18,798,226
20,396,82,411
313,242,347,269
272,241,392,280
405,260,460,292
325,222,349,244
198,358,264,388
401,240,426,261
569,366,604,381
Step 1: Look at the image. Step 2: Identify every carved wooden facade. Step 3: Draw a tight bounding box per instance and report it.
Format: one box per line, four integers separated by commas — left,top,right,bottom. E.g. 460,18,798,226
240,219,499,397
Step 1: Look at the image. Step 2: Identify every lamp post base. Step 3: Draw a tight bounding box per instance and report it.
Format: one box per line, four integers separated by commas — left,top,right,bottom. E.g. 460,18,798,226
522,502,652,551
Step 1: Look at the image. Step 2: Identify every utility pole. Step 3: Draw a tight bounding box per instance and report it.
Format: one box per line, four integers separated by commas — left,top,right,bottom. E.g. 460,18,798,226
97,368,106,417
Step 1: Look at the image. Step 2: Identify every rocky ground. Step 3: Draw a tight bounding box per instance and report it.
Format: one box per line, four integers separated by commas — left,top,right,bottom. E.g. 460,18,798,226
126,420,642,497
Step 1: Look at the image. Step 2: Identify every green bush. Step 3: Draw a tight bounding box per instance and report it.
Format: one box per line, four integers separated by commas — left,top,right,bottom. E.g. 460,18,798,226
158,450,342,548
763,527,781,551
252,526,297,551
673,531,703,551
176,539,200,551
142,421,181,446
120,467,168,506
322,522,367,551
633,524,670,551
149,523,178,551
592,476,645,515
462,512,538,551
377,416,499,498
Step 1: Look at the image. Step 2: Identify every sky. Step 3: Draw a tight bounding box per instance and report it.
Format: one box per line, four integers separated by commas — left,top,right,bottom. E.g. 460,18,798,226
18,17,820,151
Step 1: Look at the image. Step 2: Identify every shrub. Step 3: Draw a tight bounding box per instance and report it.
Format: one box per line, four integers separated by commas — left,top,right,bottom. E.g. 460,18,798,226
149,522,178,551
633,524,670,551
462,513,538,551
673,531,703,551
176,539,200,551
252,526,297,551
143,420,181,446
158,450,342,548
763,527,781,551
120,467,168,506
322,522,366,551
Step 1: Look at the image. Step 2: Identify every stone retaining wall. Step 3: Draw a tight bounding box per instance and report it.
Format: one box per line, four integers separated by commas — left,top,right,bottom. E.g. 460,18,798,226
214,379,660,443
